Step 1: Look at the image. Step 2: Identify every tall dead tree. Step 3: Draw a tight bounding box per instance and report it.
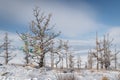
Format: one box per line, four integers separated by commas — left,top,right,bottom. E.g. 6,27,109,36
92,33,115,70
94,32,100,70
93,33,107,70
55,40,70,68
19,7,60,68
0,33,15,65
102,34,114,69
113,46,120,70
47,39,63,68
69,53,74,69
88,50,93,69
50,42,54,68
63,40,69,69
61,56,64,69
77,56,81,69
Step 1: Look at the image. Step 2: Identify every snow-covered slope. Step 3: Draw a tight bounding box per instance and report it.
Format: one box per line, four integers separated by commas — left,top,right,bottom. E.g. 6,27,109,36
0,64,119,80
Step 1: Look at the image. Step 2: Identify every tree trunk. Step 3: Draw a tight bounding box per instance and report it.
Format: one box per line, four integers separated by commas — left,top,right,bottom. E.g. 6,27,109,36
5,45,8,65
61,58,63,69
66,52,68,69
115,54,117,69
97,59,99,70
25,53,29,65
51,52,54,68
5,33,8,65
39,54,45,68
101,62,103,69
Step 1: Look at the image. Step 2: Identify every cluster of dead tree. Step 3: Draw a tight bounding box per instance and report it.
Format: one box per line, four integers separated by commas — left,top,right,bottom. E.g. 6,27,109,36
50,40,81,70
1,7,119,71
0,7,81,70
87,33,120,70
16,7,80,69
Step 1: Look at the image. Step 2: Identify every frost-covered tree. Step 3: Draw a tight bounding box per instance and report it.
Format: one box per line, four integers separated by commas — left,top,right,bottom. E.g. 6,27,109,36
92,33,116,70
19,7,60,68
17,32,30,65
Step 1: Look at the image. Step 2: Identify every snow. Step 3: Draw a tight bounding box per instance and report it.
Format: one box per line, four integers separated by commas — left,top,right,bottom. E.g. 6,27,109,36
0,50,119,80
0,64,119,80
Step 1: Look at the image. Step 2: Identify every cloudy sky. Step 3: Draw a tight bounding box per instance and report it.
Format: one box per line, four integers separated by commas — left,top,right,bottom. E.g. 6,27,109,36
0,0,120,56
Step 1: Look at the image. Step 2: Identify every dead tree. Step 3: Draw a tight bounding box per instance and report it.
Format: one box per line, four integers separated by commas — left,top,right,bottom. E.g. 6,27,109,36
20,7,60,68
50,42,54,68
0,33,15,65
17,32,30,65
54,52,62,68
103,34,113,70
88,50,93,69
49,39,63,69
51,40,71,69
63,40,69,69
77,56,81,69
113,46,120,70
61,56,64,69
92,33,108,70
57,40,65,69
69,53,74,69
94,32,101,70
92,33,115,70
85,62,88,69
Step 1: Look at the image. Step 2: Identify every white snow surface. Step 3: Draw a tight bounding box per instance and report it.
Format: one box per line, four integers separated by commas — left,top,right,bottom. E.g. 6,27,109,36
0,65,119,80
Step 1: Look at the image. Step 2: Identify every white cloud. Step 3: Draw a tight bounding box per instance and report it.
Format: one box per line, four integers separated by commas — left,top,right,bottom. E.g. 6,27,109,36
0,0,103,38
68,39,95,46
107,27,120,46
48,2,101,38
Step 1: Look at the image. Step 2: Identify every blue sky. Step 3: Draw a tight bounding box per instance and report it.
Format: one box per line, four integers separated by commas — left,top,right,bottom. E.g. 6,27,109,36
0,0,120,54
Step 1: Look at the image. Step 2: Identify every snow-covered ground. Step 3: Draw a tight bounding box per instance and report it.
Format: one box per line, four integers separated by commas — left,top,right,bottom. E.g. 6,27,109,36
0,64,120,80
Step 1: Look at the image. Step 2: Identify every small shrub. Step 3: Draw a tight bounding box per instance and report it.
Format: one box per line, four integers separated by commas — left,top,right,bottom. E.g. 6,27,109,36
102,76,109,80
56,73,78,80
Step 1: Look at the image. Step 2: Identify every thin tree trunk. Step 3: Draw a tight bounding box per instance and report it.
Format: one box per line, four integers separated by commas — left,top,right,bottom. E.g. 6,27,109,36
61,58,63,69
101,62,103,69
115,54,117,69
66,52,68,69
39,54,45,67
25,53,29,65
5,33,8,65
51,52,54,68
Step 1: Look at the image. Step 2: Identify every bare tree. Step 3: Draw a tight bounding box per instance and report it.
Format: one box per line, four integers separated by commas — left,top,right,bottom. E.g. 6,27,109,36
113,46,120,70
85,62,87,69
0,33,15,65
77,56,81,69
19,7,60,68
63,40,69,69
17,32,30,65
92,33,116,70
50,40,64,69
69,53,74,69
50,42,54,68
87,50,93,69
